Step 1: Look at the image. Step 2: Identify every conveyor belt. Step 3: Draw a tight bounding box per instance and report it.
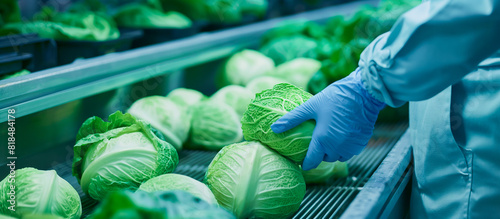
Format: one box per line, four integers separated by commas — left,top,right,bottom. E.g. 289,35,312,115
50,123,407,218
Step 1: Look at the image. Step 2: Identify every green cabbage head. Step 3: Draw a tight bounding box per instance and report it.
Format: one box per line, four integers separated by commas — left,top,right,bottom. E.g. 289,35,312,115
138,173,217,204
72,111,179,200
114,4,192,28
88,190,235,219
218,49,275,87
241,83,315,163
269,58,322,90
0,168,81,219
245,76,288,93
205,141,306,219
166,88,207,108
128,96,191,150
210,85,254,117
301,161,349,184
189,101,243,150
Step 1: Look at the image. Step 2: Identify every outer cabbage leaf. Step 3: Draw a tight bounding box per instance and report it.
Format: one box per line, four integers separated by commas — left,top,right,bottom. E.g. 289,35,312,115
0,168,81,219
218,49,275,88
114,3,192,28
188,101,243,150
88,190,235,219
245,76,288,93
210,85,254,117
138,173,217,204
166,88,207,108
241,83,314,163
128,96,191,150
162,0,243,24
269,58,321,90
260,36,318,65
72,111,179,200
1,11,119,41
301,161,348,184
205,141,306,219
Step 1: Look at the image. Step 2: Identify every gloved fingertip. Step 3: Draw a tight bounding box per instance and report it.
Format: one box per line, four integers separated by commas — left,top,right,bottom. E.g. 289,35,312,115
302,157,322,171
271,121,287,133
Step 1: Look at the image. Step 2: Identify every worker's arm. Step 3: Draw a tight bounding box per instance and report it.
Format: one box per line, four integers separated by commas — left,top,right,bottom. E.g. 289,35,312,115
360,0,500,107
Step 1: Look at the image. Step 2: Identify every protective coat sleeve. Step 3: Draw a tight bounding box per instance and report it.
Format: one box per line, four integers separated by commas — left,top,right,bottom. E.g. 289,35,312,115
359,0,500,107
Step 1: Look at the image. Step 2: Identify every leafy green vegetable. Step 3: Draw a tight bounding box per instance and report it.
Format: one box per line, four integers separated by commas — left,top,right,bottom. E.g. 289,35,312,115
269,58,321,90
261,20,326,45
166,88,207,108
241,83,314,163
1,11,119,41
114,3,192,28
240,0,268,18
0,168,81,219
307,70,328,95
188,101,243,150
301,161,348,184
88,190,235,219
260,36,318,65
218,49,275,88
72,111,179,200
0,0,21,25
162,0,243,24
210,85,254,117
205,141,306,219
138,173,217,204
127,96,191,151
245,76,287,93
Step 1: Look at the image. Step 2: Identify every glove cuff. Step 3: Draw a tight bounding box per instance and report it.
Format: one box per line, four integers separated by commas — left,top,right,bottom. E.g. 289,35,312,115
353,68,386,112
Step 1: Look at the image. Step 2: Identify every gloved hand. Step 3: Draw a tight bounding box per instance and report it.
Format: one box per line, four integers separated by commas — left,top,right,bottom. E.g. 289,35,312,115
271,68,386,170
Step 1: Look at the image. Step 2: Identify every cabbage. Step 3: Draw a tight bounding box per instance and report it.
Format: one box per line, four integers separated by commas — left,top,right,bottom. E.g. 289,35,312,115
189,101,243,150
138,173,217,204
205,141,306,219
218,50,275,88
166,88,206,108
128,96,190,150
72,111,179,200
114,3,192,28
245,76,288,94
88,190,235,219
0,168,81,219
241,83,314,163
2,11,120,41
210,85,254,117
260,36,318,65
269,58,322,90
301,161,348,184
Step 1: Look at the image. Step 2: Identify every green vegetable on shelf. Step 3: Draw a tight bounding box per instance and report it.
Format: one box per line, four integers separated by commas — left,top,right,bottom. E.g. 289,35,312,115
166,88,207,108
260,35,319,65
241,83,315,163
88,190,235,219
0,0,21,26
0,168,82,219
205,141,306,219
217,49,275,88
72,111,179,200
301,161,349,184
162,0,244,24
210,85,254,117
127,96,191,151
245,76,288,93
1,10,119,41
269,57,322,90
188,101,243,150
114,3,192,29
138,173,218,205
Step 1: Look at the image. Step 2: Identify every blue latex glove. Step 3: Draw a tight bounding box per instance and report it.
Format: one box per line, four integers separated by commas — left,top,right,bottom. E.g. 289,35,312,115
271,68,386,170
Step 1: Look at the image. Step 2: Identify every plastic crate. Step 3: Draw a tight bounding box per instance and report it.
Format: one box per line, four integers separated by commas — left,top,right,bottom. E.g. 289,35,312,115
0,53,32,76
56,29,143,65
0,34,57,71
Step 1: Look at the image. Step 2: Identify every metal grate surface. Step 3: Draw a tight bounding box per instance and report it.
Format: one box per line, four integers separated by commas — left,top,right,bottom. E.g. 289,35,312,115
51,123,407,218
